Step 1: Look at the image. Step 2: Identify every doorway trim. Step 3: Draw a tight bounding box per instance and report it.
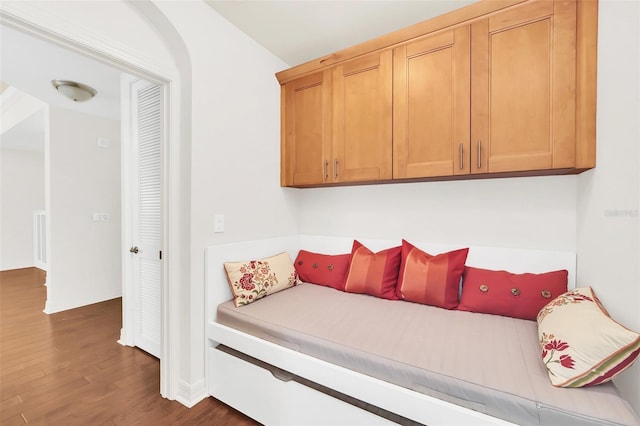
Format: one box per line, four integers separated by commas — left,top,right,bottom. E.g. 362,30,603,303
0,2,185,401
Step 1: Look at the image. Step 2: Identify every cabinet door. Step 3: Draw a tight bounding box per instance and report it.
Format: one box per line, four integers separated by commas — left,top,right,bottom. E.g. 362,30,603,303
471,0,577,174
332,50,393,183
394,27,470,179
282,71,332,186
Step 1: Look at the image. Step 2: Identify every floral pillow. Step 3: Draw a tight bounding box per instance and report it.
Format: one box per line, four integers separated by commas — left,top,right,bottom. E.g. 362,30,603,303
537,287,640,387
224,252,300,307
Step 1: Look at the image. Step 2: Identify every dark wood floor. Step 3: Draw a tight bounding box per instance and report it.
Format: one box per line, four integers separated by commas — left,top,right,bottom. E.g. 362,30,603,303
0,268,259,425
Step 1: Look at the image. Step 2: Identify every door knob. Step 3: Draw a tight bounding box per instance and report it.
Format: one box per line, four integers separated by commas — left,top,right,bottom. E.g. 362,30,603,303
129,246,139,254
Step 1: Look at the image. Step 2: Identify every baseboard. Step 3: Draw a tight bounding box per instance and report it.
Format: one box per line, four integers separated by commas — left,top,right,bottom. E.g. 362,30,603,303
0,265,38,272
43,291,123,314
43,299,55,314
175,378,207,408
117,327,134,347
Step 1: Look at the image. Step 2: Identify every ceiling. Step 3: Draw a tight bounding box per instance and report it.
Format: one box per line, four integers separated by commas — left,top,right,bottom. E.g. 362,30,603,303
1,0,474,152
0,23,124,152
0,106,46,152
0,23,123,121
206,0,476,67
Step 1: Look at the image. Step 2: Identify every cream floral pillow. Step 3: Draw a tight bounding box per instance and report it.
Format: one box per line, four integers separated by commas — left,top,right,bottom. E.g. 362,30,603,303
224,252,300,307
537,287,640,387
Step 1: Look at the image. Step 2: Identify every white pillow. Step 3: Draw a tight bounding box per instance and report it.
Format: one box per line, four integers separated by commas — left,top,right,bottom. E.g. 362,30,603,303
537,287,640,387
224,252,300,307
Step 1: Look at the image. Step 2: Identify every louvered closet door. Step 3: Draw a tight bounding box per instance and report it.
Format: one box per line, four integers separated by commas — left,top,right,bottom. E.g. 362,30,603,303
131,80,162,358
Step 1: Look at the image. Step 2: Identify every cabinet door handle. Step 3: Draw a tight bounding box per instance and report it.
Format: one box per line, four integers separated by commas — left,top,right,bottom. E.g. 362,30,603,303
334,159,339,179
477,140,482,169
459,143,464,169
324,160,328,180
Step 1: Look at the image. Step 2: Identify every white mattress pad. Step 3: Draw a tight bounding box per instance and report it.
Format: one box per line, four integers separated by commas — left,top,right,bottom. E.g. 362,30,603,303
217,283,639,426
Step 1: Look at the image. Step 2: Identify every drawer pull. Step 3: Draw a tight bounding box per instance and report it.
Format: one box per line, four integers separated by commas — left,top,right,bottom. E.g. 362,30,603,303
459,143,464,169
271,370,294,382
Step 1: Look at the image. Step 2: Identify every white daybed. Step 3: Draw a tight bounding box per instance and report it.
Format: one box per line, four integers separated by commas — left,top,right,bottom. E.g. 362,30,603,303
205,235,639,426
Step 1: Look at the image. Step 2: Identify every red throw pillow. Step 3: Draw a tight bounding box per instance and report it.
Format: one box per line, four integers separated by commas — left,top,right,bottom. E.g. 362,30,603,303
396,240,469,309
458,267,568,320
343,240,401,300
294,250,351,290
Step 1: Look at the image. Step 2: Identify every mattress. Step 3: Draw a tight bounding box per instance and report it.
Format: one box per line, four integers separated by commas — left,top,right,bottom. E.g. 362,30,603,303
217,283,640,426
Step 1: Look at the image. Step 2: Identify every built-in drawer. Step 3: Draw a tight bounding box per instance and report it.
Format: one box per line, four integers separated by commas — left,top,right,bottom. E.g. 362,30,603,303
207,345,395,425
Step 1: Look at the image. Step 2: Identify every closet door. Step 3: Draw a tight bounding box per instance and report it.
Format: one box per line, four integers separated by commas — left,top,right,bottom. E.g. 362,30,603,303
123,78,162,359
332,50,393,183
394,27,471,178
471,0,577,174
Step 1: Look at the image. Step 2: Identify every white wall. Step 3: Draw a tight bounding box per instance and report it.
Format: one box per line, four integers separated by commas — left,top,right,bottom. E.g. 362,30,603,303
45,107,122,313
577,0,640,414
299,176,577,251
153,1,298,395
0,148,45,270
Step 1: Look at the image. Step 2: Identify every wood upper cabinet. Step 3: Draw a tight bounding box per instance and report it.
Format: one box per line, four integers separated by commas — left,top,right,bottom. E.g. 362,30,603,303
281,70,332,187
393,27,470,179
281,51,392,186
332,50,393,183
471,0,577,174
396,0,579,179
278,0,596,187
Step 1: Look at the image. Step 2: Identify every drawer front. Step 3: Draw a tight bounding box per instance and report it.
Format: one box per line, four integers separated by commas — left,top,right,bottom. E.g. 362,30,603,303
207,346,394,425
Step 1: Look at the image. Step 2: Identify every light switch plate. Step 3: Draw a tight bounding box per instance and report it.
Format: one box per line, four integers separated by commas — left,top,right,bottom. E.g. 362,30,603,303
97,137,110,148
92,213,110,222
214,214,224,233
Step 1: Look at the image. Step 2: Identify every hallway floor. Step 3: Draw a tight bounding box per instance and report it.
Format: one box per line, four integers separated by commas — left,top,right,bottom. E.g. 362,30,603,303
0,268,258,425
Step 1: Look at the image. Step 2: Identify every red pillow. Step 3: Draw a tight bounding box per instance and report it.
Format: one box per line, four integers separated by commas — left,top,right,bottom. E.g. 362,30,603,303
343,240,401,300
294,250,351,290
396,240,469,309
458,267,568,320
